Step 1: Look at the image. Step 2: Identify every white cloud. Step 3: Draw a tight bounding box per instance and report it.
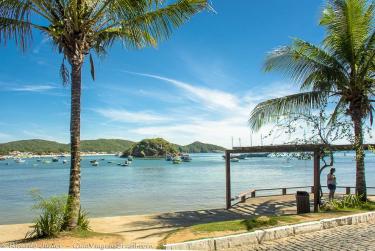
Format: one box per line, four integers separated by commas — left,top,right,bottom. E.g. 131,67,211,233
11,85,56,92
125,72,240,111
95,108,171,124
93,72,303,147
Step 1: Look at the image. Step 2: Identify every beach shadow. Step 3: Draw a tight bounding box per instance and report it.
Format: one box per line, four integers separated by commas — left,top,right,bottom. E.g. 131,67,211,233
120,195,303,232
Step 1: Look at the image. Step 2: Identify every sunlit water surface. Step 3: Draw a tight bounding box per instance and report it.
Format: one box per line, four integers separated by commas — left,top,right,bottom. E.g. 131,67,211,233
0,152,374,224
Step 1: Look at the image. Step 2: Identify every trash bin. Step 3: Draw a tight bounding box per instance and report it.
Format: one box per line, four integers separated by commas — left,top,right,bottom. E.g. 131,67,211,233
296,191,310,214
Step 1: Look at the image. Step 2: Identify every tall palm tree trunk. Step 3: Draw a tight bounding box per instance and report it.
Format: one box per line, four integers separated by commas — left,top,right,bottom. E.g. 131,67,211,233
65,57,83,230
352,113,367,201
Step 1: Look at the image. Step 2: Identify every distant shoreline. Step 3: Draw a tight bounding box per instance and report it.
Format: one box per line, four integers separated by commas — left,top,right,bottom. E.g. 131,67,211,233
1,153,116,159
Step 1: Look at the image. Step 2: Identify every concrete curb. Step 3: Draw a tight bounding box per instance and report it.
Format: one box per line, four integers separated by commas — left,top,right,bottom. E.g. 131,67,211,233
164,211,375,250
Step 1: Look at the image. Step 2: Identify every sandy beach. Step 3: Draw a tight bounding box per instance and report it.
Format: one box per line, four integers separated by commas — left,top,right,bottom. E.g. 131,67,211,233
2,194,373,248
0,195,303,248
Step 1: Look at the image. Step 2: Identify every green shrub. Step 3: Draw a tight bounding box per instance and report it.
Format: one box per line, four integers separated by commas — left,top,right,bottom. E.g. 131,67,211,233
77,208,90,231
26,191,90,239
243,216,278,230
26,192,67,238
322,194,375,211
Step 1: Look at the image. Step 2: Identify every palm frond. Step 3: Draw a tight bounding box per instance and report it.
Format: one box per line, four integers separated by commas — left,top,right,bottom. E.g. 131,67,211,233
105,0,208,46
249,91,328,131
0,0,49,50
60,57,69,86
320,0,374,66
327,97,347,126
89,53,95,81
265,39,348,92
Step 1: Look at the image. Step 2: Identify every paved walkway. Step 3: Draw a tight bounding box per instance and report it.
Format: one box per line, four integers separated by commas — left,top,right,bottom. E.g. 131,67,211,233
227,221,375,251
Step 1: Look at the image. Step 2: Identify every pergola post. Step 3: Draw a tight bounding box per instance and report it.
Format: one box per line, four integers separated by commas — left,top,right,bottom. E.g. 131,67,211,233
313,150,320,212
225,150,231,209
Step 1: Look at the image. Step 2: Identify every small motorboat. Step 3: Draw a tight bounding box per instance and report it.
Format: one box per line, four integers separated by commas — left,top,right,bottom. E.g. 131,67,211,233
91,160,99,167
165,154,173,161
172,156,182,164
238,154,247,160
36,159,42,162
15,158,25,163
62,160,67,164
107,161,114,164
90,160,97,164
222,154,241,160
128,156,133,161
52,157,59,162
181,154,192,162
230,158,240,163
118,160,130,166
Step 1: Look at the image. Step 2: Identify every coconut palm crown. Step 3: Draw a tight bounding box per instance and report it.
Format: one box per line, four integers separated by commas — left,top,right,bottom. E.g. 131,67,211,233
0,0,209,229
249,0,374,200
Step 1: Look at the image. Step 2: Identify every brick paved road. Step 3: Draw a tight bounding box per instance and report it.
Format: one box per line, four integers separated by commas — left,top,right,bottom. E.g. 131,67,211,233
226,222,375,251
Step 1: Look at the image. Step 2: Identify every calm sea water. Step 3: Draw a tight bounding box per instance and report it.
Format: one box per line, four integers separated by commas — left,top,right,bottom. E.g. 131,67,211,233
0,153,374,224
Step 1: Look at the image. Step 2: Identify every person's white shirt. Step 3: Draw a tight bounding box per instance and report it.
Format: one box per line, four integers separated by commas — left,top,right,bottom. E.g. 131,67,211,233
327,173,336,185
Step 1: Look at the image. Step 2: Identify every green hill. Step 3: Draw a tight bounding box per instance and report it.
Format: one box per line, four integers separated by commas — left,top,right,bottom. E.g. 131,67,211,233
178,141,226,153
0,139,135,155
122,138,178,158
80,139,134,153
123,138,226,157
0,138,225,155
0,139,68,155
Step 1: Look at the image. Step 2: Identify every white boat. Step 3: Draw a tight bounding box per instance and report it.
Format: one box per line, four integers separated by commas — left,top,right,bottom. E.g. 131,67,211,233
15,158,25,163
63,160,67,164
181,154,192,162
118,160,130,166
172,156,182,164
230,158,240,162
222,154,241,160
92,160,99,167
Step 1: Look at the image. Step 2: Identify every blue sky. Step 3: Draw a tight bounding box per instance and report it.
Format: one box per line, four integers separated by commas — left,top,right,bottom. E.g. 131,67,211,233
0,0,329,147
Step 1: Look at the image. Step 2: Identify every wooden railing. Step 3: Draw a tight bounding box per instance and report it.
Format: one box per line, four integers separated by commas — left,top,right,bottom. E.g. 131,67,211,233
232,186,375,203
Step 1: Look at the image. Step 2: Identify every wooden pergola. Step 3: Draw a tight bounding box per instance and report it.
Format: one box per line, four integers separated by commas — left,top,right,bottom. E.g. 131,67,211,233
225,144,372,212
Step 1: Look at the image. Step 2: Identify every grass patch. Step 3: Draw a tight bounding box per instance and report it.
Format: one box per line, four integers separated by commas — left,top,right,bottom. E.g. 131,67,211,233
190,215,299,233
191,220,246,233
243,216,277,230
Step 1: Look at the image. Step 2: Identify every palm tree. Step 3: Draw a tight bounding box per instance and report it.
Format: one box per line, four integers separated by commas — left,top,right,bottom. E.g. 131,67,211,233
0,0,208,229
249,0,374,201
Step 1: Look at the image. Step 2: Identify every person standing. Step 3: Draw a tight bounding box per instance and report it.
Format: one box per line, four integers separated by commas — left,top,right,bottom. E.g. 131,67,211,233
327,168,337,201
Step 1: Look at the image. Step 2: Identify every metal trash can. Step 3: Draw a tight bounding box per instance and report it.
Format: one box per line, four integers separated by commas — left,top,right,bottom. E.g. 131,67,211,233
296,191,310,214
